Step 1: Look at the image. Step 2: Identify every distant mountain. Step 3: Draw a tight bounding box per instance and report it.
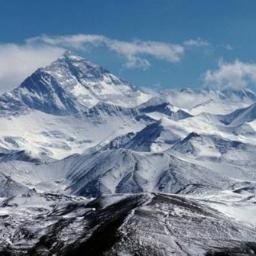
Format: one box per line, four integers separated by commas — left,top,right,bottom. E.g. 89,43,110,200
221,102,256,126
105,120,181,152
137,96,192,120
161,87,256,115
172,132,256,162
172,132,243,156
0,51,151,115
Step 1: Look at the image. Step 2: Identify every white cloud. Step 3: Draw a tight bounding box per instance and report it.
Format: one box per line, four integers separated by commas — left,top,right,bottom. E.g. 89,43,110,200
204,59,256,89
29,34,186,69
27,34,106,49
0,43,65,93
224,44,233,51
183,38,209,47
124,56,151,69
109,40,184,63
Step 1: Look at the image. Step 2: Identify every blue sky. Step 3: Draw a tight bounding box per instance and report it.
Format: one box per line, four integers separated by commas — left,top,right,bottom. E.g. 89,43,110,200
1,0,256,92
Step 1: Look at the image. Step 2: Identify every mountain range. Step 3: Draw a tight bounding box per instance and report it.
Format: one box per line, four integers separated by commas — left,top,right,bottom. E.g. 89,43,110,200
0,52,256,255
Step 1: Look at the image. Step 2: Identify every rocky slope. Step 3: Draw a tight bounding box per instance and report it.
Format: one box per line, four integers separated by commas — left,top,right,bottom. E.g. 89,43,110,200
0,192,255,256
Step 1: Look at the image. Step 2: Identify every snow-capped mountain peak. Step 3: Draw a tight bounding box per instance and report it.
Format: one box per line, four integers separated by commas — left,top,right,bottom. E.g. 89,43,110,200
43,50,112,82
0,52,151,115
40,51,152,108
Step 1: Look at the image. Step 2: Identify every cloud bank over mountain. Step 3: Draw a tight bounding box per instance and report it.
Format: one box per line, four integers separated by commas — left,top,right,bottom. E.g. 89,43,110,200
0,34,209,92
204,59,256,89
1,34,254,94
0,43,65,92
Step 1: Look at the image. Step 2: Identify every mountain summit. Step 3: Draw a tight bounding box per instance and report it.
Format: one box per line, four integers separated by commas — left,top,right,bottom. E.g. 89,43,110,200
0,52,151,115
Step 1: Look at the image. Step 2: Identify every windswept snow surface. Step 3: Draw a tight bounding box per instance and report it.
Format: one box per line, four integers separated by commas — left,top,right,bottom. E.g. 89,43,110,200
0,52,256,255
